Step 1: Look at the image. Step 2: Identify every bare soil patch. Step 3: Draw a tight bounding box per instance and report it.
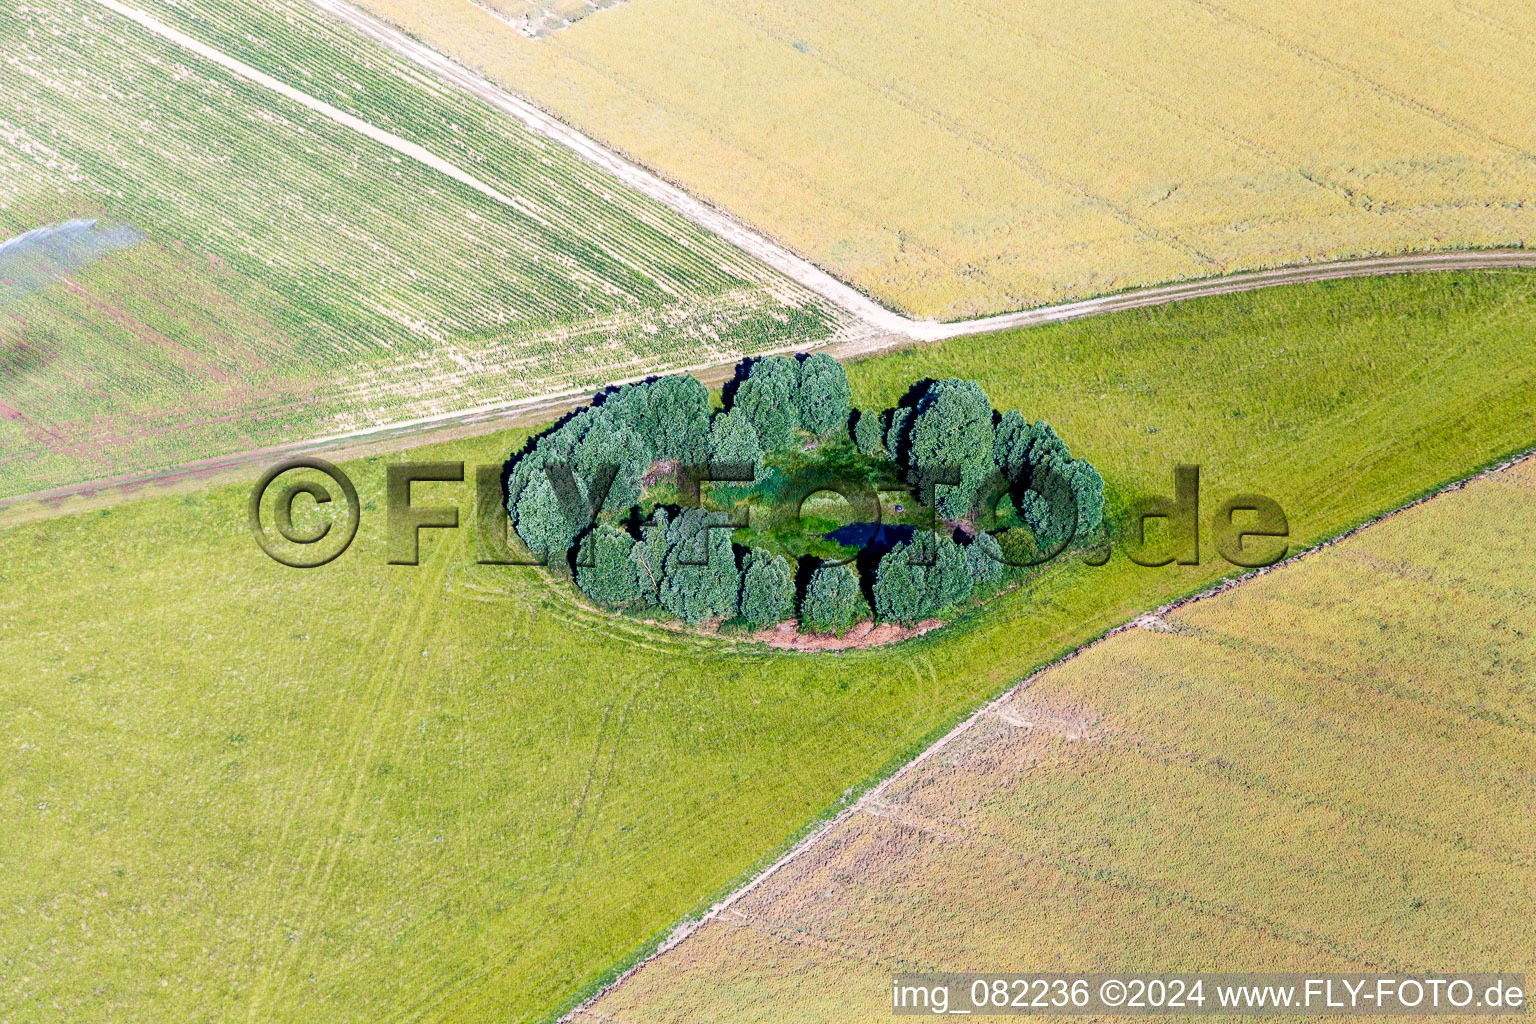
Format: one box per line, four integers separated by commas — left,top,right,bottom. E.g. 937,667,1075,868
754,617,941,651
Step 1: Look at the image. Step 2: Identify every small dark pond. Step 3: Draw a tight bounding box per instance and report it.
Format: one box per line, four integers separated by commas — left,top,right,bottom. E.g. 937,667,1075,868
822,522,916,556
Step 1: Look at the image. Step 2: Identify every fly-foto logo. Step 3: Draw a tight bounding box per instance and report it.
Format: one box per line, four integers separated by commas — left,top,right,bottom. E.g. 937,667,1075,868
249,459,1288,570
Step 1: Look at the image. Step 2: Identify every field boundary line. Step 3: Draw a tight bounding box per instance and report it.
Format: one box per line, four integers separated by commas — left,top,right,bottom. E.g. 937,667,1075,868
301,0,912,333
8,254,1536,519
556,444,1536,1023
0,326,887,518
309,0,1536,340
930,251,1536,337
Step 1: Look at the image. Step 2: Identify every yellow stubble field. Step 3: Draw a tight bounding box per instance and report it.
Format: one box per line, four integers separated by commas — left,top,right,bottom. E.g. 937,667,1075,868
573,456,1536,1021
351,0,1536,319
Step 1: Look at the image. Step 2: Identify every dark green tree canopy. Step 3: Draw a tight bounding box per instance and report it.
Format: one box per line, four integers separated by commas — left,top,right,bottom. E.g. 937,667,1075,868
1062,460,1105,536
629,508,669,608
908,378,995,519
993,409,1034,483
601,374,710,465
795,352,851,436
571,409,651,514
708,408,764,479
965,530,1005,586
511,467,579,568
658,508,740,624
995,413,1105,539
922,532,974,612
739,548,796,629
800,565,869,636
730,356,799,451
884,406,912,463
872,545,924,625
503,355,1103,644
852,407,886,458
873,533,973,625
575,525,645,609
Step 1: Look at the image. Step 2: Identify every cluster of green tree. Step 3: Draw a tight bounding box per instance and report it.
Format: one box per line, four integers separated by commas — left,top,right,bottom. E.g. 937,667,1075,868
577,508,836,629
852,384,1104,539
505,373,713,563
993,411,1106,542
504,354,1104,637
506,354,850,561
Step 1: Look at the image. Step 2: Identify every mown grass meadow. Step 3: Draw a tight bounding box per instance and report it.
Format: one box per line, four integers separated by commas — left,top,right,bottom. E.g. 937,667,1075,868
578,457,1536,1022
3,273,1536,1022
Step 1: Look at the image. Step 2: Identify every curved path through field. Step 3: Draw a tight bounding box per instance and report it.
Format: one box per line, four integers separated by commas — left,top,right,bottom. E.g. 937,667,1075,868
301,0,1536,340
14,0,1536,519
90,0,1536,343
7,245,1532,518
560,450,1536,1024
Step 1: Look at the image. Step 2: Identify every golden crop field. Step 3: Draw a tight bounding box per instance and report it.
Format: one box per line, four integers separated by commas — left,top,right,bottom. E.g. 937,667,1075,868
356,0,1536,319
576,456,1536,1022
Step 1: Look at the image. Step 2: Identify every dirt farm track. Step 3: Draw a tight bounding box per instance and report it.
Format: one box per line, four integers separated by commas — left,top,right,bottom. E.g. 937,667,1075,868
5,248,1535,522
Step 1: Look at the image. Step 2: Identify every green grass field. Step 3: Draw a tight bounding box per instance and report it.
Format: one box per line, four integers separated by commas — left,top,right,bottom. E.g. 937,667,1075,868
3,272,1536,1023
579,456,1536,1023
0,0,846,499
